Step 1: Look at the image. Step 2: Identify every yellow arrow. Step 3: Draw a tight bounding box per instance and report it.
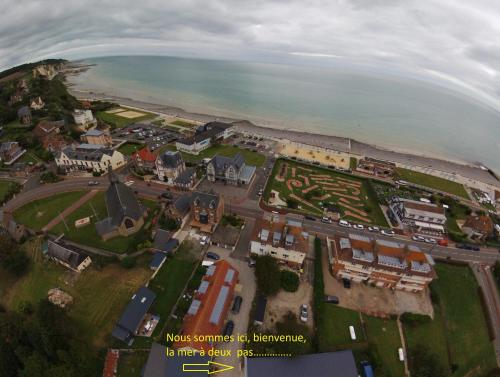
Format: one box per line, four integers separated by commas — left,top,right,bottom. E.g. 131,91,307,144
183,360,234,375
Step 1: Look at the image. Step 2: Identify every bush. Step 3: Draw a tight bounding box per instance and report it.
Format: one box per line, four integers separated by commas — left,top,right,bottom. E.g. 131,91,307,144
312,237,324,351
400,312,432,326
493,261,500,292
280,270,300,292
40,171,61,183
160,215,180,231
286,198,298,209
121,256,136,269
255,255,281,296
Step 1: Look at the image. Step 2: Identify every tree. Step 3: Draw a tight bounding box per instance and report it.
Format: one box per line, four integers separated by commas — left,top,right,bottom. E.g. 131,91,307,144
0,234,29,276
409,345,448,377
280,270,300,292
121,256,136,269
286,198,298,209
255,255,281,296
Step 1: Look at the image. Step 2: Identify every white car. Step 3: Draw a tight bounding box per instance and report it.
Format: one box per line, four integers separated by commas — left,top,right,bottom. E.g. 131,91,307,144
353,224,364,230
380,229,395,236
368,226,380,232
124,180,135,186
339,220,351,228
412,235,426,242
321,216,332,224
300,304,308,323
424,238,437,244
200,235,209,246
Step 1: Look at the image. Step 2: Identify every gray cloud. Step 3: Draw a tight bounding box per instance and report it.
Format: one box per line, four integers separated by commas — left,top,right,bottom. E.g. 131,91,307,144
2,0,500,108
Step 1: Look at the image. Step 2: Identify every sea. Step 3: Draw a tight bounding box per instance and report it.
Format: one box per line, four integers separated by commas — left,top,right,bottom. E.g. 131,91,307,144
69,55,500,173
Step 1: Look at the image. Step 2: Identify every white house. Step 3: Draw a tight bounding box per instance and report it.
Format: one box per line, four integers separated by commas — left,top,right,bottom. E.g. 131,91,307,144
55,144,125,174
73,109,97,130
175,121,234,155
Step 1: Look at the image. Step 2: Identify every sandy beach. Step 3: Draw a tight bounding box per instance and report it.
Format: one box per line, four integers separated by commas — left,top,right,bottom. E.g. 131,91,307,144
67,84,500,190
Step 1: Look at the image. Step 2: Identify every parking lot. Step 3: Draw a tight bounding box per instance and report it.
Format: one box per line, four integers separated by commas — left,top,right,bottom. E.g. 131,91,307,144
112,122,181,152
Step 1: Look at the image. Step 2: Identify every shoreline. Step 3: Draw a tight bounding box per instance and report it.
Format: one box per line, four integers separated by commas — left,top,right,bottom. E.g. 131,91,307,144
67,81,500,190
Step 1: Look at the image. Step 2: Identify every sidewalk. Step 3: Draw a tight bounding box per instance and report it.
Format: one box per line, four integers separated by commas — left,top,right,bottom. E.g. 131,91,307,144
42,190,99,232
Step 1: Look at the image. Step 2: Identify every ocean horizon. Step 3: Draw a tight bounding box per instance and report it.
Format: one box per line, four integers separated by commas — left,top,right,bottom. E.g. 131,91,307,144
69,55,500,173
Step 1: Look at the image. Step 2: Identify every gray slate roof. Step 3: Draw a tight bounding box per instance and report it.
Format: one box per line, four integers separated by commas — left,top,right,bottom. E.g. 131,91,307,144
191,191,220,210
17,106,31,117
143,343,209,377
59,145,114,161
160,150,183,168
112,287,156,342
174,168,195,185
173,194,191,216
153,229,179,253
246,350,358,377
45,240,88,270
209,153,245,175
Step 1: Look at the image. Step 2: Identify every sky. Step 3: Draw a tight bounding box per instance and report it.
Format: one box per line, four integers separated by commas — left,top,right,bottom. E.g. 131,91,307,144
2,0,500,109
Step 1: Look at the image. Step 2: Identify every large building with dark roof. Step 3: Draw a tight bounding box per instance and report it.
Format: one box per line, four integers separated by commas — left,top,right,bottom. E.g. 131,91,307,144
190,191,224,233
55,144,126,174
42,240,92,272
95,169,147,240
112,287,156,344
175,121,234,155
143,343,210,377
245,350,358,377
206,153,256,186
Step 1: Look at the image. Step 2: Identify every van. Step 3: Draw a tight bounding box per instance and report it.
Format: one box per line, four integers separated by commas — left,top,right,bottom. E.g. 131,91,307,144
339,220,351,228
361,361,375,377
398,348,405,362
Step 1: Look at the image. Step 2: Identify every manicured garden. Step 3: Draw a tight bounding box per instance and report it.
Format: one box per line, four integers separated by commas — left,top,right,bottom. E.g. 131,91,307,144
118,142,144,156
96,108,156,128
50,192,158,253
164,144,265,167
264,158,388,226
13,191,86,230
396,168,470,199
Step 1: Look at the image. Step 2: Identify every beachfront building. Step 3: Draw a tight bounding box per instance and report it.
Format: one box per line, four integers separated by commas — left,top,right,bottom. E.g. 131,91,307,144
249,218,308,270
81,129,113,147
0,142,26,165
55,144,126,174
72,109,97,130
154,150,195,189
328,233,436,292
206,153,256,185
175,121,234,155
174,260,238,351
190,191,224,233
95,170,147,241
389,197,447,234
356,157,396,178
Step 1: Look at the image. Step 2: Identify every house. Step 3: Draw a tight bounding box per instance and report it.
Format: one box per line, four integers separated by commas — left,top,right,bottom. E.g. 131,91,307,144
206,153,256,185
8,92,23,106
245,350,358,377
328,234,436,292
389,197,447,233
55,144,126,174
462,215,495,241
168,194,191,221
149,253,167,271
143,343,210,377
30,96,45,110
95,169,147,241
72,109,97,130
112,287,156,344
102,349,119,377
356,157,396,178
131,146,157,173
253,295,267,326
42,240,92,272
190,191,224,233
0,142,25,165
249,219,309,270
17,106,32,125
153,229,179,253
17,79,29,93
175,121,234,155
174,260,238,351
33,120,72,152
154,150,196,189
81,129,113,147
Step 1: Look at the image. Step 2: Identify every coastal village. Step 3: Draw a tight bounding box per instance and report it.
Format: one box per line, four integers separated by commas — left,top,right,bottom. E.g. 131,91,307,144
0,60,500,377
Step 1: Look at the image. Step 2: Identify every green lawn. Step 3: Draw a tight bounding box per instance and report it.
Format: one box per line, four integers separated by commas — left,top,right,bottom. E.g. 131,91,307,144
396,168,469,199
2,238,152,348
171,119,196,128
96,108,156,128
51,192,158,253
363,316,405,377
164,144,266,167
318,305,366,351
404,263,497,377
118,142,144,156
13,191,86,231
0,179,20,203
264,158,388,226
117,351,149,377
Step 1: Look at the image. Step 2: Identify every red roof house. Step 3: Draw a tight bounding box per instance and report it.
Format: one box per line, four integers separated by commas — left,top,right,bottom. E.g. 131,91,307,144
132,146,157,173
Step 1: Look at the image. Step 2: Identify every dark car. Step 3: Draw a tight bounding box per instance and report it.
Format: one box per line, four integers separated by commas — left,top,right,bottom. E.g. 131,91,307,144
305,215,316,221
325,295,339,304
342,278,351,289
161,192,173,199
223,320,234,337
231,296,243,314
206,251,220,260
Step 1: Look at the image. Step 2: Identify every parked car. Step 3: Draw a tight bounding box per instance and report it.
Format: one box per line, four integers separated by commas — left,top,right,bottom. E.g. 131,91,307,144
438,239,448,247
161,191,173,199
380,229,395,237
88,181,99,186
368,226,380,232
325,295,339,304
424,238,437,244
300,304,308,322
231,296,243,314
339,220,351,228
456,243,480,251
248,259,256,268
342,278,351,289
353,224,364,230
305,215,316,221
200,235,209,246
321,216,332,224
412,235,426,242
223,320,234,337
206,251,220,260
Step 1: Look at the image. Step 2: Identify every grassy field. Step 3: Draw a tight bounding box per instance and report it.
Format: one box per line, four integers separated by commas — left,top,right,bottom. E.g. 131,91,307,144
164,144,266,167
118,142,144,156
404,263,496,377
0,179,19,203
318,305,366,351
117,351,149,377
264,159,388,226
96,108,156,128
396,168,469,199
2,238,151,347
13,191,86,231
51,192,158,253
171,119,196,128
